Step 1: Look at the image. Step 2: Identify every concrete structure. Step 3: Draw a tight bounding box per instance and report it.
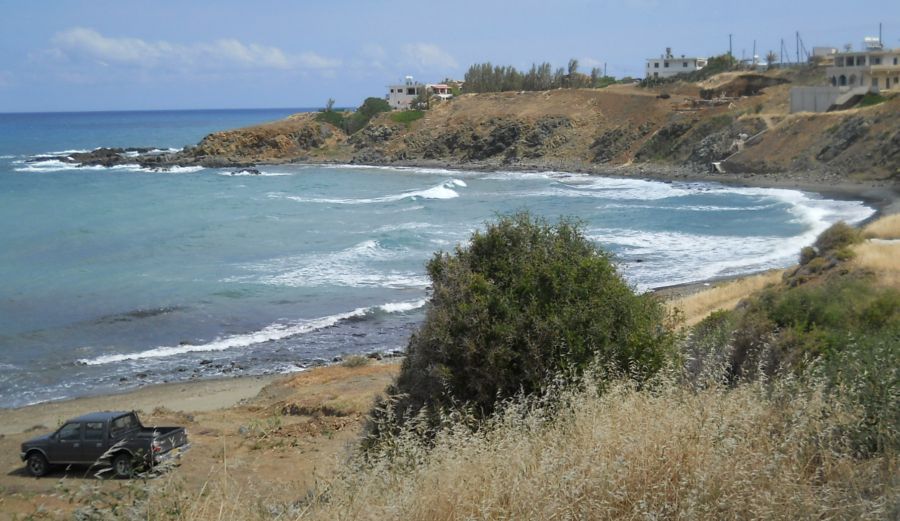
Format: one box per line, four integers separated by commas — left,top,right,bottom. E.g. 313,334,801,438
387,76,424,110
386,77,456,110
826,47,900,92
789,86,869,113
646,48,707,79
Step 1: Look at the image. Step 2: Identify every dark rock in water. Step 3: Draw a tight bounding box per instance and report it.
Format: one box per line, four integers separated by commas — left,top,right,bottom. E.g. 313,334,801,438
367,352,383,360
230,168,261,176
135,372,148,379
199,359,213,365
119,377,128,382
332,356,343,363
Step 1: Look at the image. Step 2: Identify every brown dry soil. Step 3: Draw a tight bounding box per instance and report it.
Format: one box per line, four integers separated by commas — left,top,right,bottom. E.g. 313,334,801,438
0,362,399,520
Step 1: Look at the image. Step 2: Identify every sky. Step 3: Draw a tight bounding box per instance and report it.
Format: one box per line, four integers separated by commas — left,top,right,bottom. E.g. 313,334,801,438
0,0,897,112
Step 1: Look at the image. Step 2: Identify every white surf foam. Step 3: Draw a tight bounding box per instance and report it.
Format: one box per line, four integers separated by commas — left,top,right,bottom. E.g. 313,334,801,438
77,299,428,365
45,148,94,155
379,298,428,313
227,240,429,289
141,165,204,173
217,171,291,177
276,179,465,205
590,189,874,290
0,155,15,159
14,160,145,173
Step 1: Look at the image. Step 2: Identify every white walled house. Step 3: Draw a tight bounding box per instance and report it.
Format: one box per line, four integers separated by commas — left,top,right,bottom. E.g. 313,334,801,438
826,48,900,91
646,48,707,79
386,77,455,110
387,76,424,110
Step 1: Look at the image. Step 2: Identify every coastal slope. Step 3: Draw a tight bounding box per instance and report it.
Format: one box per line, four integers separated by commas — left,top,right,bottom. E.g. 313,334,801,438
126,69,900,187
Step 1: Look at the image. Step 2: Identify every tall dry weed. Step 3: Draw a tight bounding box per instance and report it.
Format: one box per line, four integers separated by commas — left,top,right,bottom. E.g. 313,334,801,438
668,270,782,326
136,377,898,521
864,214,900,239
289,375,896,521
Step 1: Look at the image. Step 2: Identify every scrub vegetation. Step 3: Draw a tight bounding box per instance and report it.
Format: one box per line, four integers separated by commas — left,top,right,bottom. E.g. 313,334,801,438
84,216,899,520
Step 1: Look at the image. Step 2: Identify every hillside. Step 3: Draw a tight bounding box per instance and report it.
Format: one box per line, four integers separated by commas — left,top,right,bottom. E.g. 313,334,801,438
139,67,900,187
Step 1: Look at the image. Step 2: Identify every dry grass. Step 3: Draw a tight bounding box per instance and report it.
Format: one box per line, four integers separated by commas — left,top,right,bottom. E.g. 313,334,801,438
137,376,897,521
668,270,783,326
852,240,900,288
864,214,900,239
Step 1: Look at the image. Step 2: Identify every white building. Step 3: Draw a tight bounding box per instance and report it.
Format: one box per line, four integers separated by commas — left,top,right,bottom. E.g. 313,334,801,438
826,44,900,91
387,76,423,110
386,77,455,110
646,48,707,79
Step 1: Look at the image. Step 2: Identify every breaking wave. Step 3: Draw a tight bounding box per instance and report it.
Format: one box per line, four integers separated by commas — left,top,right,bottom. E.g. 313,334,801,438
276,179,466,205
77,299,428,365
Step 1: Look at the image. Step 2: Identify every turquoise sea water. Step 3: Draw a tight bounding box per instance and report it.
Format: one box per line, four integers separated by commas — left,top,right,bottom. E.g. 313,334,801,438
0,110,875,408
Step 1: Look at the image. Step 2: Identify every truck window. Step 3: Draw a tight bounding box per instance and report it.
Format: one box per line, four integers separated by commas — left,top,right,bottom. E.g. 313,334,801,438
58,423,81,441
84,422,104,440
109,414,135,438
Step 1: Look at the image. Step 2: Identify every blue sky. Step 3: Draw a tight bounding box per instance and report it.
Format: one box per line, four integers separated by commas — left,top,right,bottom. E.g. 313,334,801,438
0,0,896,112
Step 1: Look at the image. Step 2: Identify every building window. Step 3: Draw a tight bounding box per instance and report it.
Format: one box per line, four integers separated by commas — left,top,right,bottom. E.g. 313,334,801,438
835,57,844,66
683,61,688,67
664,61,669,67
872,57,881,65
894,57,898,65
654,62,659,68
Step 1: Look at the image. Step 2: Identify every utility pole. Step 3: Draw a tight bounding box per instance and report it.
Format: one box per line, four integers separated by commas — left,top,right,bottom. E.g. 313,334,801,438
729,33,733,59
753,39,757,67
796,31,800,64
780,38,784,65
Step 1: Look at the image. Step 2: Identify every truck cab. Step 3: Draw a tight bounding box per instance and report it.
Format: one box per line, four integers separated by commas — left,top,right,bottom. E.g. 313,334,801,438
20,411,188,478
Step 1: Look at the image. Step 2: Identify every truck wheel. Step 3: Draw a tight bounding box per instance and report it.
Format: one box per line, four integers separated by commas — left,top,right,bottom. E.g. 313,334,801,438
26,452,49,477
112,453,133,478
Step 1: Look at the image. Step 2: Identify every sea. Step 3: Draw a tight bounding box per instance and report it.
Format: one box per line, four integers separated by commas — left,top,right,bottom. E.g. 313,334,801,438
0,109,876,408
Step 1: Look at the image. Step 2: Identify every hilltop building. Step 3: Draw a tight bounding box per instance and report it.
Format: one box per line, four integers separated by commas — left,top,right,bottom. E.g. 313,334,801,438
386,76,455,110
646,48,707,79
791,37,900,113
826,45,900,91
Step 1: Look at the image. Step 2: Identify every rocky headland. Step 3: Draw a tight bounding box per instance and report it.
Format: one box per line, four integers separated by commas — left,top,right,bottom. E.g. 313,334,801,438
39,69,899,198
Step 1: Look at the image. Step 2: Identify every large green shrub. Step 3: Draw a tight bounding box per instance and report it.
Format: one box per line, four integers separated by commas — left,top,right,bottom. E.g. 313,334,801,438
379,212,675,430
315,97,391,135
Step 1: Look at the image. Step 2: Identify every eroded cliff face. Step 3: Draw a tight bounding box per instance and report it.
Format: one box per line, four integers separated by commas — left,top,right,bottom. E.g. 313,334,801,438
62,71,900,183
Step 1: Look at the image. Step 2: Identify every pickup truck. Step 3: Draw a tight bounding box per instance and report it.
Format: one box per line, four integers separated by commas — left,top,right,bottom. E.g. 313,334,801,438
20,411,189,478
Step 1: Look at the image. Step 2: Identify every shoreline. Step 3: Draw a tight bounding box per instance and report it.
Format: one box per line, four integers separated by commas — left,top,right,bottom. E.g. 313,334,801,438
2,160,894,420
335,159,899,217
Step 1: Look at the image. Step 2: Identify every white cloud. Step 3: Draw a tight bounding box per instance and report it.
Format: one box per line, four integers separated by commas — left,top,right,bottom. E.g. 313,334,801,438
45,27,340,71
402,43,458,71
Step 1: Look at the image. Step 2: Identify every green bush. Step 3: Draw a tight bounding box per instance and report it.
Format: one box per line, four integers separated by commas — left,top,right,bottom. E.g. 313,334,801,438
813,221,862,253
799,246,817,265
345,97,391,134
819,327,900,455
316,97,391,135
390,110,425,126
857,93,887,108
375,212,676,434
315,110,346,129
